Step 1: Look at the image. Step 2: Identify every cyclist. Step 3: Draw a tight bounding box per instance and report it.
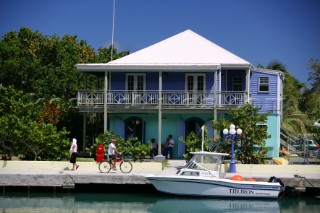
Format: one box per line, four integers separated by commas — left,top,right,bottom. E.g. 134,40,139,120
108,138,120,170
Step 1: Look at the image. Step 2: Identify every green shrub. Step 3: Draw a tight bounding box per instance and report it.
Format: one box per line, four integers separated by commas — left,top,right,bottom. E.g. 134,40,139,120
86,131,152,162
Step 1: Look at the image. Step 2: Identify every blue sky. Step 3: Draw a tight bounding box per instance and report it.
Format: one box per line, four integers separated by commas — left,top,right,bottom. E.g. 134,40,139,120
1,0,319,87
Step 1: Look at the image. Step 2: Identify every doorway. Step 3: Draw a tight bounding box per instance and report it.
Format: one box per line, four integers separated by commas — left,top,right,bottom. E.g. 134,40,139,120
125,117,144,142
185,117,205,136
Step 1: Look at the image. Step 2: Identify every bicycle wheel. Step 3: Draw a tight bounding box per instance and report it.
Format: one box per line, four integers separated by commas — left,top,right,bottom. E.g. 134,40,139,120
99,161,112,173
120,161,132,173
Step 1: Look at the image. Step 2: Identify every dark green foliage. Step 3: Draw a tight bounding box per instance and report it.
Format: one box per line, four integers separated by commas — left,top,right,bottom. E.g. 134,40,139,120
87,131,152,162
179,126,212,160
308,58,320,92
0,86,70,160
0,28,131,154
0,28,96,98
212,104,270,164
264,60,320,139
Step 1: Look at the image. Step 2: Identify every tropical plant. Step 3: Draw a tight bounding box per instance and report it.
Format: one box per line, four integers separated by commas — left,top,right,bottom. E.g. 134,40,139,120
179,126,212,160
307,58,320,92
0,86,70,160
87,131,152,162
212,104,270,164
0,27,130,148
263,61,309,137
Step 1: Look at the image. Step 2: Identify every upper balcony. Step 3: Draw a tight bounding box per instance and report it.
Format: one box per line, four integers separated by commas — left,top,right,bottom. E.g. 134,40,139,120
77,90,248,113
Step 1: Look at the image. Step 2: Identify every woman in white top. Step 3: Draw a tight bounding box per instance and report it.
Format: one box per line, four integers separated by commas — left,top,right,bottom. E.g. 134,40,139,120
69,138,79,170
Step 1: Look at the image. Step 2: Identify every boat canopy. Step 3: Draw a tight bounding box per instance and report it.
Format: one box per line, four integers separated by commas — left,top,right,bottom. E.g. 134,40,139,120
184,152,228,175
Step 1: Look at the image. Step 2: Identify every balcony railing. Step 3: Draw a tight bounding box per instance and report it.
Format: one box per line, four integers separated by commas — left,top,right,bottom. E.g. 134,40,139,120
77,90,246,108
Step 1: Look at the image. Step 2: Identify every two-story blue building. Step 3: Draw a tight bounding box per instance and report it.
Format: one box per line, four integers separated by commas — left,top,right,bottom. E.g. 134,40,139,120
76,29,284,159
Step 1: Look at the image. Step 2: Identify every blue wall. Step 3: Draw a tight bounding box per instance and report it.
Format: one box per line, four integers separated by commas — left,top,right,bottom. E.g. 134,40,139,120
111,72,216,91
250,72,279,114
111,73,125,90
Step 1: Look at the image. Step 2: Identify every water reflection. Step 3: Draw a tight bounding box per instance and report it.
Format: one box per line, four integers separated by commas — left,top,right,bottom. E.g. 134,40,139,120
0,193,281,213
151,198,279,213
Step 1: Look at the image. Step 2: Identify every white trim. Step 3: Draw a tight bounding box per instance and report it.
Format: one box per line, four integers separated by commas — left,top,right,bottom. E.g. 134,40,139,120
277,74,281,115
258,77,269,93
218,69,221,92
76,64,221,72
252,68,283,76
246,68,250,103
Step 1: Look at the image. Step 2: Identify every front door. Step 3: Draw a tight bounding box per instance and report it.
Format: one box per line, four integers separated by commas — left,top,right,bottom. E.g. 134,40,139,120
126,73,145,104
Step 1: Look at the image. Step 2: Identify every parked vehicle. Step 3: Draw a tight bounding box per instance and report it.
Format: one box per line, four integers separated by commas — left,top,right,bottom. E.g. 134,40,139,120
292,138,318,150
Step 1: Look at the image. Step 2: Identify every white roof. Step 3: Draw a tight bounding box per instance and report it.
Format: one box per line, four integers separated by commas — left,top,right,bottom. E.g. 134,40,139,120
76,29,251,71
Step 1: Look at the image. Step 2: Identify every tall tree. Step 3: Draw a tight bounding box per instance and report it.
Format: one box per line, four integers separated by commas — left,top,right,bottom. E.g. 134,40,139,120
0,28,130,149
308,58,320,92
266,61,309,136
304,59,320,139
0,86,70,160
0,28,97,98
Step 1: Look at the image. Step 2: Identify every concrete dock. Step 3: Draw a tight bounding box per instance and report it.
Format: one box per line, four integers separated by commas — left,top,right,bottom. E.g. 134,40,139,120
0,160,319,194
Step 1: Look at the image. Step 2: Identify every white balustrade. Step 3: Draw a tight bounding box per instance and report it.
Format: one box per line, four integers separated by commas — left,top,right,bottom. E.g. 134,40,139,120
77,90,245,108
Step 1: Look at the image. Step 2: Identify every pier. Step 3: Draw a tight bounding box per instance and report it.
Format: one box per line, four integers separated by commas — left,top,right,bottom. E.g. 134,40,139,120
0,160,319,195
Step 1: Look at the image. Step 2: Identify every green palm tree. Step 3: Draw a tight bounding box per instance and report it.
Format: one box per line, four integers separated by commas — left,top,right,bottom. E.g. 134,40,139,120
267,61,308,136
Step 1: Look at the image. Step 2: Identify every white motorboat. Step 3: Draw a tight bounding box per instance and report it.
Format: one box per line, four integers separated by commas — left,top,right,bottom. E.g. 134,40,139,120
146,152,283,199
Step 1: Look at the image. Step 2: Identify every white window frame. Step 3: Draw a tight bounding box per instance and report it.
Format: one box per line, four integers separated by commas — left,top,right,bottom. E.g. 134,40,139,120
259,77,269,92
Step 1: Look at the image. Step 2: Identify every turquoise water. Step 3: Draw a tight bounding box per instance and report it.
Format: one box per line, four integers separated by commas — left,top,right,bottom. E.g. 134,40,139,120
0,192,319,213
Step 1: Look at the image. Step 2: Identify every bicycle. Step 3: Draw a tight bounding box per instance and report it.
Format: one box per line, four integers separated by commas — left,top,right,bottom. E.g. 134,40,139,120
99,154,133,173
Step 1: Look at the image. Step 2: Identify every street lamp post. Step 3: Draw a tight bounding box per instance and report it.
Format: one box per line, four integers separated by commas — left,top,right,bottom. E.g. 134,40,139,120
223,124,242,173
314,120,320,142
315,121,320,158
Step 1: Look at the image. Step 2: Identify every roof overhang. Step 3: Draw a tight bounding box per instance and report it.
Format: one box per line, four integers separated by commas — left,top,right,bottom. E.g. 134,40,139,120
252,68,285,81
76,63,221,72
75,63,251,72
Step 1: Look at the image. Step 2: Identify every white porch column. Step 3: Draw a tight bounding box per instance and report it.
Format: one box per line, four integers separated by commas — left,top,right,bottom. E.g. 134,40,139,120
82,112,87,149
155,71,165,161
213,69,218,141
246,68,250,103
104,71,108,132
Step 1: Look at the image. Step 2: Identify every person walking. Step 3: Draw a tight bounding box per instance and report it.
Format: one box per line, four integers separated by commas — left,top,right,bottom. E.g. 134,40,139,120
69,138,79,170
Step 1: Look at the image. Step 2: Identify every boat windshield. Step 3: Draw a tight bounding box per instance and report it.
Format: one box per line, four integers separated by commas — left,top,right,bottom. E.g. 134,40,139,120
185,153,224,172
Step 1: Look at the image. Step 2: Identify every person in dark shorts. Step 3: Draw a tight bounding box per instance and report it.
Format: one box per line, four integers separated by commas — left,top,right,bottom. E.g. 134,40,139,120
108,138,120,170
69,138,79,170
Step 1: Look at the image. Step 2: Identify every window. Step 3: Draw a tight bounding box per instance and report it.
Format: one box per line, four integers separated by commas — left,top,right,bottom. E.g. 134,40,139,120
233,76,243,91
257,124,268,132
185,74,206,104
259,77,269,92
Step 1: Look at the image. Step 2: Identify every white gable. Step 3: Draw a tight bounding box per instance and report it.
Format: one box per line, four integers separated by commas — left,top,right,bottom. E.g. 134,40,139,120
76,29,251,71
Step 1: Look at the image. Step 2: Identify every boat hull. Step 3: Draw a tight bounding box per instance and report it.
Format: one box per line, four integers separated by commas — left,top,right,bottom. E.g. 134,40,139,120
147,175,281,199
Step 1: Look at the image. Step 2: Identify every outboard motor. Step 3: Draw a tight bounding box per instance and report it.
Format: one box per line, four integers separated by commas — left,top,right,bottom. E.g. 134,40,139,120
268,176,284,186
269,176,286,197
